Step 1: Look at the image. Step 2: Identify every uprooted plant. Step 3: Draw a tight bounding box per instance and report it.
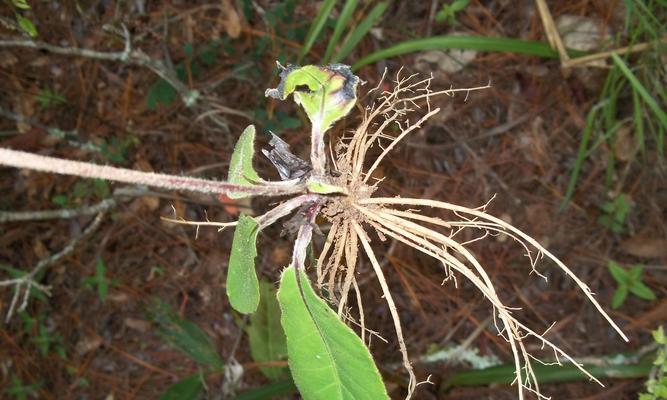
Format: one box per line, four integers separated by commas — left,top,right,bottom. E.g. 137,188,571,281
0,64,628,399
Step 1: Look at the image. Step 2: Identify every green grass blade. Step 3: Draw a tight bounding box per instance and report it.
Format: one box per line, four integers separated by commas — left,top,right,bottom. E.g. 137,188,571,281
558,102,607,211
160,373,204,400
442,359,653,391
299,0,337,63
149,300,225,370
632,88,646,155
322,0,358,64
332,1,388,63
278,266,388,400
352,36,589,70
611,53,667,155
232,378,296,400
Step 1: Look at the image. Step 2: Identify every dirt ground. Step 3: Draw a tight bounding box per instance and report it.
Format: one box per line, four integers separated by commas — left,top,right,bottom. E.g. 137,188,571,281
1,1,665,399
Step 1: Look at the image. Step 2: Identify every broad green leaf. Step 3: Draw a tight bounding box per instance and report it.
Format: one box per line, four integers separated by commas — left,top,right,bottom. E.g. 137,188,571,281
227,125,263,199
612,286,628,309
608,261,629,285
227,214,260,314
265,65,360,135
150,299,225,370
278,266,388,400
629,280,656,301
247,281,288,380
160,373,204,400
232,378,296,400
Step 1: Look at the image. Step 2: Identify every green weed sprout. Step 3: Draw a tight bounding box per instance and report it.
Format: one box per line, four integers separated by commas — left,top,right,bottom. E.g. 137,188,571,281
0,64,628,400
640,326,667,400
608,260,656,309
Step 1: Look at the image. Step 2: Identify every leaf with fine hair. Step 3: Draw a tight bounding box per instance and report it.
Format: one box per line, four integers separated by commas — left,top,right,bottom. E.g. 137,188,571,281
247,280,288,380
228,125,263,199
278,266,388,400
265,64,360,135
227,214,260,314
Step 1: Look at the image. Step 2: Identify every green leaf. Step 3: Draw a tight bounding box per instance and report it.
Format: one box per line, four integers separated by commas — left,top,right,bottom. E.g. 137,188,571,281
332,2,388,63
160,373,204,400
227,125,263,199
265,64,360,135
146,79,178,109
652,326,666,345
278,266,388,400
150,299,225,370
629,280,657,301
608,260,629,285
12,0,31,10
307,178,346,194
247,281,288,380
232,378,297,400
227,214,260,314
628,265,643,282
450,0,471,12
612,286,628,309
16,14,37,37
299,0,336,62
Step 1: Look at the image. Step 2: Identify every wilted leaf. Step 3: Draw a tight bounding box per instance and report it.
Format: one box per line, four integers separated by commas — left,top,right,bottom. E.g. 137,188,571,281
278,266,388,400
150,299,225,370
227,125,263,199
247,281,288,380
614,126,639,162
265,64,360,134
227,214,260,314
221,0,242,38
160,373,204,400
620,236,667,259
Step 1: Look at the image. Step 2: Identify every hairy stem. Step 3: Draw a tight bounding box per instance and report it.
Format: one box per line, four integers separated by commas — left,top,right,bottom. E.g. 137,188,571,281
0,148,304,197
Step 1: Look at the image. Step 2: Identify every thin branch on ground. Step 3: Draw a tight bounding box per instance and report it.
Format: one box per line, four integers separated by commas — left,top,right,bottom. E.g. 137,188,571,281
0,24,199,106
0,212,107,322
